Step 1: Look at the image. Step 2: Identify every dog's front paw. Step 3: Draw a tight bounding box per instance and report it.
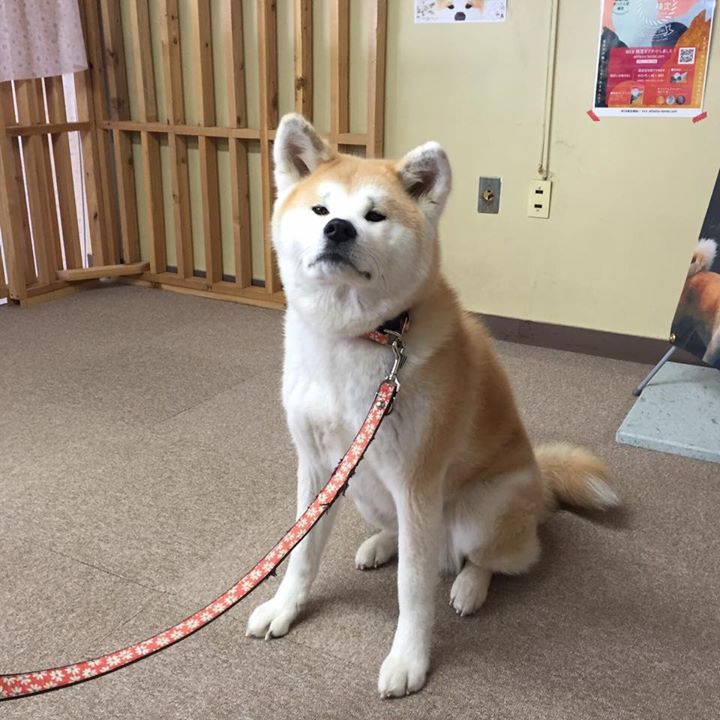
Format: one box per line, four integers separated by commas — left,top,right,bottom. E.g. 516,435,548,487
378,649,429,698
245,597,300,640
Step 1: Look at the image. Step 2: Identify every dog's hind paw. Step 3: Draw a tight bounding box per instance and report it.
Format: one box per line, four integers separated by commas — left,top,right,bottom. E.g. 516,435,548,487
246,597,299,640
355,530,397,570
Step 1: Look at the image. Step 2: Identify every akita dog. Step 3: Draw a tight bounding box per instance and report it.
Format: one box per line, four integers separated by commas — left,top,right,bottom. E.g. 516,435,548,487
246,114,620,697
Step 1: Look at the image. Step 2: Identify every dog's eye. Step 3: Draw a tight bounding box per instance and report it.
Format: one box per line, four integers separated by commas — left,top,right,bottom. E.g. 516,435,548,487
365,210,386,223
311,205,329,216
465,2,471,8
447,3,454,8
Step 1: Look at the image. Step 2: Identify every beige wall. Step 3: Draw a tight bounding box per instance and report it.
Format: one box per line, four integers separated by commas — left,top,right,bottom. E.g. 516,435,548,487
124,1,720,340
385,0,720,339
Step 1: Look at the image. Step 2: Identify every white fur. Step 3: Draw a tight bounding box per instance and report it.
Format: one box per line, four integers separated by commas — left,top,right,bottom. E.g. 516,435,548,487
247,115,530,698
585,475,621,510
696,238,718,271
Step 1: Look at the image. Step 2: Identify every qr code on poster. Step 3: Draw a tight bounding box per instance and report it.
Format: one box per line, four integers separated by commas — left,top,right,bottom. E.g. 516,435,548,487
678,47,696,64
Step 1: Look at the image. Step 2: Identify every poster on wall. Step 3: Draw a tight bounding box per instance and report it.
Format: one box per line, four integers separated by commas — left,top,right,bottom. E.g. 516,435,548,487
593,0,715,117
414,0,507,23
671,171,720,368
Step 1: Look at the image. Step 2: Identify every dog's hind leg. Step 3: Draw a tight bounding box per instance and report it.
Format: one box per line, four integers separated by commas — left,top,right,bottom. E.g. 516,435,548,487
349,474,398,570
450,560,492,616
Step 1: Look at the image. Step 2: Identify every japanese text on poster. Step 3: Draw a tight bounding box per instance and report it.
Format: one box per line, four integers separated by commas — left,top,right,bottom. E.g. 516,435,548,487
593,0,715,117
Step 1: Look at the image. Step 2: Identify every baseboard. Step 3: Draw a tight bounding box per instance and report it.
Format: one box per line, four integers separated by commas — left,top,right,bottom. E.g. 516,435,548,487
478,313,702,366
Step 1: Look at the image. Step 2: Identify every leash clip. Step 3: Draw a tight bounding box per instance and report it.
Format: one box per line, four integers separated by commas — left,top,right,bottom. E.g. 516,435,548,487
383,330,406,389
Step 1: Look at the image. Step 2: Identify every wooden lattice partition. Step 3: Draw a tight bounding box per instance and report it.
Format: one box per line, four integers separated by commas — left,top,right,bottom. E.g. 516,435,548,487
0,0,388,308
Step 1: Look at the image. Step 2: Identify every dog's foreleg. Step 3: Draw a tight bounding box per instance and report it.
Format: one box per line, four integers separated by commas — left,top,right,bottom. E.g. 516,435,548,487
246,454,337,639
702,325,720,367
378,484,442,698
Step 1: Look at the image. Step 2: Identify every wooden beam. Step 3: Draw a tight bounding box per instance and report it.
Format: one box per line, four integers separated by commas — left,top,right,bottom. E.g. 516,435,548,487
0,127,29,300
258,0,280,294
140,131,166,273
14,79,61,285
194,0,216,127
57,261,148,281
366,0,388,158
160,0,184,125
229,139,252,288
223,0,247,127
127,0,158,122
330,0,350,147
294,0,313,118
113,128,140,263
99,1,130,120
0,81,36,287
168,134,193,278
5,121,92,136
45,76,83,269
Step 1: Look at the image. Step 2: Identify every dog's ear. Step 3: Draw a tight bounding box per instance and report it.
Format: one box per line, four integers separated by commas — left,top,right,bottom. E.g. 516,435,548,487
395,142,452,220
273,114,334,195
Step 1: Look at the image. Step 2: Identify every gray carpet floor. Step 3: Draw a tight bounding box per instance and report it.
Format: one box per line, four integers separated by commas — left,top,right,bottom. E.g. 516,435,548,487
2,284,719,720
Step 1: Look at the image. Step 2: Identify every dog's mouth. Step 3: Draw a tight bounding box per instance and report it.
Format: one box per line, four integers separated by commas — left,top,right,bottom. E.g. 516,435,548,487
309,252,372,280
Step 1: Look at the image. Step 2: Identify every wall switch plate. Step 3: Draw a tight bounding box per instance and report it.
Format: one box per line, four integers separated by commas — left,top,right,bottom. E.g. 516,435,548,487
527,180,552,219
478,177,501,214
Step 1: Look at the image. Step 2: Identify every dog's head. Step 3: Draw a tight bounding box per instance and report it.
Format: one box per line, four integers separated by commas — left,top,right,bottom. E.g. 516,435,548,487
434,0,484,22
272,114,451,335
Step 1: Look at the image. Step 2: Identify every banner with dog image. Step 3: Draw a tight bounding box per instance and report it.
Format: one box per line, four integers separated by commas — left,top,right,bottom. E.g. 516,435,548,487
593,0,715,117
671,171,720,368
414,0,507,23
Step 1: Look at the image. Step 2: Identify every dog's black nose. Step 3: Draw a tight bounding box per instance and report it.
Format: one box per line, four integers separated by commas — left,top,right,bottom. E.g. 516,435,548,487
454,11,466,20
323,218,357,244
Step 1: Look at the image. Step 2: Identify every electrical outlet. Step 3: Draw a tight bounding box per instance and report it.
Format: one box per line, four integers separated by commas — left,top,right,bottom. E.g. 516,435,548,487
478,177,501,214
527,180,552,219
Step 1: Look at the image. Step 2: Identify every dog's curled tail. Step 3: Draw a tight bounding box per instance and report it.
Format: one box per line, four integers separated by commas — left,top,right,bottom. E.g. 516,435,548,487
535,442,620,513
688,238,718,277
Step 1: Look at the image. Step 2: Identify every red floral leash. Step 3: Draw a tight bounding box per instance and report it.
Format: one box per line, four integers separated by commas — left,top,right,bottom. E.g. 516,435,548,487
0,321,408,701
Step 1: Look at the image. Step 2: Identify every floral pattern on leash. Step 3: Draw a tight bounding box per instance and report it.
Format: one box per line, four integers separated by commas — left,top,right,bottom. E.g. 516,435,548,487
0,380,398,700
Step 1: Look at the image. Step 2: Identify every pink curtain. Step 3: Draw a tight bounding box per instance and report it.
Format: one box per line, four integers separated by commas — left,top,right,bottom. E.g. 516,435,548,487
0,0,88,82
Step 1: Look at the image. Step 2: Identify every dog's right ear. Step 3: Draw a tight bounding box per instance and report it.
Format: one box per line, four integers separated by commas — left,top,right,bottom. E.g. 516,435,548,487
273,114,334,195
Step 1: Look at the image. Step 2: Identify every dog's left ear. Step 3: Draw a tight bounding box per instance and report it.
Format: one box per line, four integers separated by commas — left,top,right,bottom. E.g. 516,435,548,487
395,142,452,221
274,114,335,195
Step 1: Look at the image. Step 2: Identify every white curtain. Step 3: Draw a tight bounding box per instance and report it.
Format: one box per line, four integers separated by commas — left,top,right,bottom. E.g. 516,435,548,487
0,0,88,82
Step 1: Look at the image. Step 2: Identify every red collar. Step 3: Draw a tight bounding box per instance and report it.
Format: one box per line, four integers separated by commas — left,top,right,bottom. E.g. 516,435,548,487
363,311,410,346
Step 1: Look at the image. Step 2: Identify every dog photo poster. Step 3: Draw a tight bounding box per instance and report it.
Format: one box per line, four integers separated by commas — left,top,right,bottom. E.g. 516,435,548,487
671,171,720,369
593,0,715,117
414,0,507,23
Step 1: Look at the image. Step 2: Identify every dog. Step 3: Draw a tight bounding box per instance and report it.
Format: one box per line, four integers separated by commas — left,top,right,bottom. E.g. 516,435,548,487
435,0,485,22
246,114,620,697
676,238,720,366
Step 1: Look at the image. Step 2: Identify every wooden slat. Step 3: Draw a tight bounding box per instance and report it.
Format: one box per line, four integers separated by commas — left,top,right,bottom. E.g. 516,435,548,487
14,80,61,285
194,0,215,126
57,261,148,281
0,81,36,287
223,0,247,127
330,0,350,147
0,122,29,299
258,0,280,294
294,0,313,118
45,76,83,269
127,0,158,122
5,121,91,136
77,0,119,265
113,128,140,263
229,139,251,288
140,131,166,273
99,1,130,120
101,120,260,139
160,0,184,125
199,137,221,284
168,134,193,278
190,1,221,284
366,0,387,158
